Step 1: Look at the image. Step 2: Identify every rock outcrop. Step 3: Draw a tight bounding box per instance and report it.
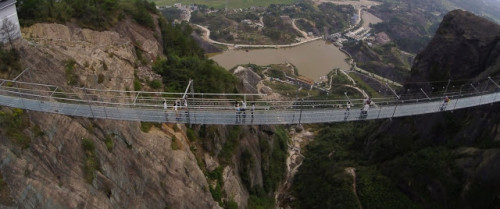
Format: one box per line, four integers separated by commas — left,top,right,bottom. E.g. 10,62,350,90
0,20,222,209
408,10,500,89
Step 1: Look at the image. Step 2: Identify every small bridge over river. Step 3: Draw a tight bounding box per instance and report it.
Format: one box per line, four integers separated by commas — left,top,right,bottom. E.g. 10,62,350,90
1,75,500,125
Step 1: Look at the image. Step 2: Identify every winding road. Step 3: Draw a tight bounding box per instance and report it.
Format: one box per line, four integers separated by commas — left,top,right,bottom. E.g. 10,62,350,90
194,24,322,49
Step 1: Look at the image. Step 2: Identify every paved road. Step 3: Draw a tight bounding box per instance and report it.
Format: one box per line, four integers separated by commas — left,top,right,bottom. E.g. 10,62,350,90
194,24,323,49
0,90,498,125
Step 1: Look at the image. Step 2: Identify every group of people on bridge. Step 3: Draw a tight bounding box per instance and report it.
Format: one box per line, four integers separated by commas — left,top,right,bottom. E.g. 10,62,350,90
235,100,256,123
157,94,453,123
344,97,374,119
163,98,189,121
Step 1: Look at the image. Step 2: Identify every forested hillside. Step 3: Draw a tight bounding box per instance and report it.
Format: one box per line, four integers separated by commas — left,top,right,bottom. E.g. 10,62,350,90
292,10,500,209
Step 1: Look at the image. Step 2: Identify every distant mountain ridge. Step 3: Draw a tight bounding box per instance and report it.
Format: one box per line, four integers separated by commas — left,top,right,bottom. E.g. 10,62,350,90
446,0,500,23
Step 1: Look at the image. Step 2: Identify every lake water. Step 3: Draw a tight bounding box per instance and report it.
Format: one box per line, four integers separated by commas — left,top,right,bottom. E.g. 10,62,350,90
211,40,351,81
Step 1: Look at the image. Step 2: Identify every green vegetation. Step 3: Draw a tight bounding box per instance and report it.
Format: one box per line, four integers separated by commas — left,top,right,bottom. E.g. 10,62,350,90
152,0,298,9
243,126,288,209
207,166,224,204
260,126,288,194
357,167,420,209
148,79,162,89
104,134,114,151
98,73,105,84
328,69,352,86
82,138,100,184
199,125,220,155
124,0,157,30
348,72,381,98
263,81,313,98
133,78,142,91
0,172,14,206
225,199,238,209
369,0,445,53
64,59,78,86
160,7,182,22
239,149,254,190
153,20,237,92
293,106,500,209
17,0,157,30
292,122,417,208
247,190,275,209
0,173,4,189
140,121,161,132
0,47,21,74
171,136,179,150
0,108,31,149
186,128,198,142
344,41,412,83
219,126,241,164
32,125,45,137
189,2,352,44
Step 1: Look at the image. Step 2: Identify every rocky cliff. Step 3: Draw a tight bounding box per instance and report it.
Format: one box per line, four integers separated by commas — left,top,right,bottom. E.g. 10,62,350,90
408,9,500,88
0,15,290,208
0,20,222,209
292,10,500,209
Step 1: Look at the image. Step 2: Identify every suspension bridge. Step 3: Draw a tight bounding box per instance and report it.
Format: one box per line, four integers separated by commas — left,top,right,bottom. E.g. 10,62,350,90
1,75,500,125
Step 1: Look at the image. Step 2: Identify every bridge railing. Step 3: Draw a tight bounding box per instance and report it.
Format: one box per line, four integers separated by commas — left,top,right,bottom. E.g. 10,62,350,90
1,75,500,122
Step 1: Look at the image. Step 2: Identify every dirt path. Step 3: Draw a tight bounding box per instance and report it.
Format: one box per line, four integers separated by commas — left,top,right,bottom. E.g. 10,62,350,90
344,84,369,99
345,167,363,209
292,19,309,39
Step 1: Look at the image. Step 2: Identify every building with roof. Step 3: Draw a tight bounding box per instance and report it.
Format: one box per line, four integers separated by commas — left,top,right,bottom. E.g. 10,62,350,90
0,0,20,44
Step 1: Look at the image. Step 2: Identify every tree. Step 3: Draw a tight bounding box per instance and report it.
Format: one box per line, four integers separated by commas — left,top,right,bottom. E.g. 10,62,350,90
0,19,19,48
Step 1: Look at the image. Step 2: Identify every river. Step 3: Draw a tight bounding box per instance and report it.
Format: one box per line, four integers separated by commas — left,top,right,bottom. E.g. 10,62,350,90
210,40,351,81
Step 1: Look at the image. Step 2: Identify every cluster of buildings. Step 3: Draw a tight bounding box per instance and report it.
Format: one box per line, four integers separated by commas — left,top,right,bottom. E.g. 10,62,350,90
241,19,263,29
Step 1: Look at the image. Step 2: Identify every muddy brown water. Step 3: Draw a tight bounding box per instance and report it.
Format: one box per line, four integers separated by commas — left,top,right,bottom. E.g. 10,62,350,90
211,40,351,81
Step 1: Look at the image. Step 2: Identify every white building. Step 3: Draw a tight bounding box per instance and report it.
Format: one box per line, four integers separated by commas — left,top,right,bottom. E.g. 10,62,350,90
0,0,21,44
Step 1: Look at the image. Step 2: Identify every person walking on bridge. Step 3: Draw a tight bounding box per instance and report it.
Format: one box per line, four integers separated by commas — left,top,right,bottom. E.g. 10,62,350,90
174,98,180,120
251,102,255,119
235,102,241,123
163,99,168,119
440,96,450,111
345,101,351,115
241,100,247,118
360,97,371,118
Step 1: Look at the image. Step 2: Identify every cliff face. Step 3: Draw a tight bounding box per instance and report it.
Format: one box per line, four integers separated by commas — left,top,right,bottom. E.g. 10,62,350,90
0,21,223,209
292,10,500,209
408,10,500,88
0,18,289,209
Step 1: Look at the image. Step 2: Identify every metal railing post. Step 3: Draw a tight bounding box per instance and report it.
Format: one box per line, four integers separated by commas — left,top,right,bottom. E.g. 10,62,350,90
83,88,95,118
391,102,398,119
452,97,459,110
386,83,400,99
298,109,303,124
443,79,451,96
15,82,27,110
488,77,500,105
133,92,141,105
420,88,431,100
